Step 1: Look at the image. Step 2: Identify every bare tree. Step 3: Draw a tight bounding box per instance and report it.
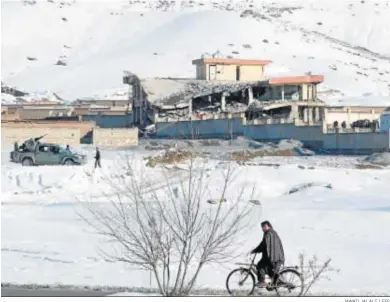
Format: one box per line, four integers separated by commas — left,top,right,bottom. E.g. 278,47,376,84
80,152,259,296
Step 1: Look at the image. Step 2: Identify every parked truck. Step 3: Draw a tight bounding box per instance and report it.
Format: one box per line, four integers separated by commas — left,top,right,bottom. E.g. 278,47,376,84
10,135,87,166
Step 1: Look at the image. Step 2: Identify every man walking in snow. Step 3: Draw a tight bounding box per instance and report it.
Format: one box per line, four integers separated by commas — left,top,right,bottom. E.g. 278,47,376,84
94,147,101,168
251,220,285,287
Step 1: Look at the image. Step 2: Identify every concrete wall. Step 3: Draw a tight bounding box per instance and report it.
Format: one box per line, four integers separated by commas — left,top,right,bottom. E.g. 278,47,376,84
156,118,245,139
325,108,382,126
199,63,264,81
82,114,133,128
325,111,351,125
93,128,138,147
154,116,389,154
18,108,72,120
1,127,81,146
244,121,389,153
322,132,390,154
243,121,389,153
1,121,95,144
239,65,264,81
2,120,95,132
214,64,236,81
196,64,208,80
244,123,324,148
1,112,20,121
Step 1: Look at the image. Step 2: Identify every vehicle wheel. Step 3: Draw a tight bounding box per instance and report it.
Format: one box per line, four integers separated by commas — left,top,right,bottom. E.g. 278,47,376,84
22,158,34,166
64,159,75,166
275,269,304,297
226,268,255,296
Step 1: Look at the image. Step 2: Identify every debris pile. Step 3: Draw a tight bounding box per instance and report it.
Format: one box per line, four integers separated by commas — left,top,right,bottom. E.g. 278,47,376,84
145,150,197,167
362,152,390,167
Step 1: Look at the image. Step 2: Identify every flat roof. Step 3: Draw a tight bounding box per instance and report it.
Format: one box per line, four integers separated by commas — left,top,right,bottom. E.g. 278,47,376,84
192,58,272,66
269,75,324,85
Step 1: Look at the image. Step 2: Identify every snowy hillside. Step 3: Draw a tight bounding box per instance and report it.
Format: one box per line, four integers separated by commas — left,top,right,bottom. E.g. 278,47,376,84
2,0,390,105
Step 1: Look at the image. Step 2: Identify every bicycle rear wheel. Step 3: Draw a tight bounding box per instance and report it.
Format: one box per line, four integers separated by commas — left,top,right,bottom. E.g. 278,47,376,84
226,268,255,296
275,269,304,297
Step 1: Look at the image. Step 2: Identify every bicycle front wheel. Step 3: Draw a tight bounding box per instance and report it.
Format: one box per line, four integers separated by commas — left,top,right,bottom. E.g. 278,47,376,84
226,268,255,296
275,269,304,297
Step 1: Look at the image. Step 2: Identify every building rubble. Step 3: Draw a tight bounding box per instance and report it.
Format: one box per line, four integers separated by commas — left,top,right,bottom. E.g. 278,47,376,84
141,78,260,110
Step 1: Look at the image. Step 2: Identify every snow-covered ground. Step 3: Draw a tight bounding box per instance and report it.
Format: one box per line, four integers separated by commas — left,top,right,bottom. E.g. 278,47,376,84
2,0,390,105
1,145,390,295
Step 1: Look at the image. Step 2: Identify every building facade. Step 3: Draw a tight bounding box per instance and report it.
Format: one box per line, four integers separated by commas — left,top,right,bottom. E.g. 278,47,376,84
324,106,387,129
192,58,271,81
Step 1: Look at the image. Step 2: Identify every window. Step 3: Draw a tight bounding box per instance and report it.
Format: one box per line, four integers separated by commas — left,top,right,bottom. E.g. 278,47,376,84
50,146,60,154
39,145,50,152
283,85,300,100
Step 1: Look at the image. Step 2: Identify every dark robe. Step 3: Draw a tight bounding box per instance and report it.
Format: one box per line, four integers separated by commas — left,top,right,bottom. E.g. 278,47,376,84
252,229,285,263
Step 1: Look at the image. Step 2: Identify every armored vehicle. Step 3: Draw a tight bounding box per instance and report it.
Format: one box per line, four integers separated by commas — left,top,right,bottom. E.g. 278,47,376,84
10,135,87,166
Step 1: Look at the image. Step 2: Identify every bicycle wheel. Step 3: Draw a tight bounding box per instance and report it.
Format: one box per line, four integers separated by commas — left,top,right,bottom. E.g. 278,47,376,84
275,269,304,297
226,268,255,296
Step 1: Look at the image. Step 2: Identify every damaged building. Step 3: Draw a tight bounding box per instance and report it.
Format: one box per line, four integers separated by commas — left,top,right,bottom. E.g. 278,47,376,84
112,55,390,153
123,57,325,132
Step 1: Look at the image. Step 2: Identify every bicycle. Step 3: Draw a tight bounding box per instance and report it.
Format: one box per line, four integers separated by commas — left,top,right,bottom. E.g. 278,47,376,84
226,254,304,296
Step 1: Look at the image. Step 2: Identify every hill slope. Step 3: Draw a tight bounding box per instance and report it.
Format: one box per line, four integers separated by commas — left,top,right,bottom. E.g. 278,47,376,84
2,0,390,105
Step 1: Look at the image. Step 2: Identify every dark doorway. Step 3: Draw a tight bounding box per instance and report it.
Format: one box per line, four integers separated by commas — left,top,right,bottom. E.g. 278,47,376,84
236,66,241,81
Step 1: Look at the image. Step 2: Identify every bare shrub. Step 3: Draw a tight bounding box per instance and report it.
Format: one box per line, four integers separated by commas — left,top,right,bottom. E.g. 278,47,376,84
80,153,258,296
298,253,340,296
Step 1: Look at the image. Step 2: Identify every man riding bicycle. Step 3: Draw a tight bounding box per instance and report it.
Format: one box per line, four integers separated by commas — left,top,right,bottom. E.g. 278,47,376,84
250,220,285,288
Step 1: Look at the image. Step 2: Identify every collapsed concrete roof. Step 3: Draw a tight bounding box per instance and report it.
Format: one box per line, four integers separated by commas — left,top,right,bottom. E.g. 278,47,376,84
133,74,326,110
140,78,262,110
